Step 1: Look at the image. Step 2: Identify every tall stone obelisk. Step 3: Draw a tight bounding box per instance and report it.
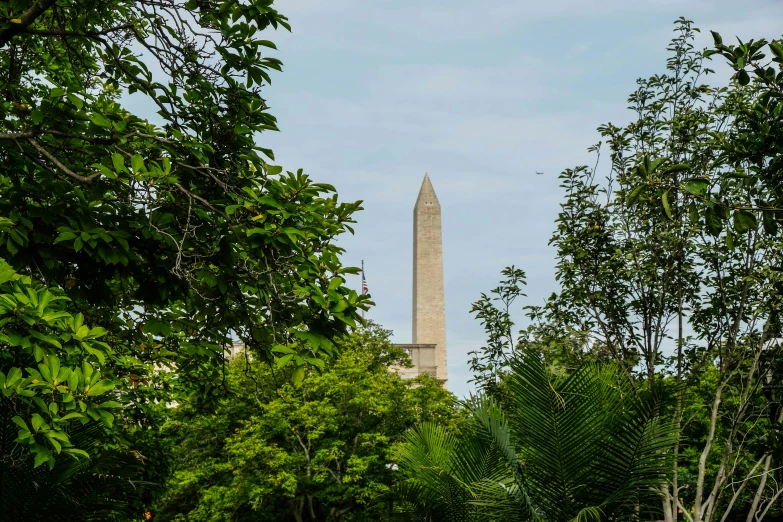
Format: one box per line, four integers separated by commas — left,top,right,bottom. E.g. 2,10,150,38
412,173,447,385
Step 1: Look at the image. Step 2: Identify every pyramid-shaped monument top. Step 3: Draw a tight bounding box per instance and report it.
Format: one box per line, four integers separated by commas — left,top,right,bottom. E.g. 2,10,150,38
415,173,440,208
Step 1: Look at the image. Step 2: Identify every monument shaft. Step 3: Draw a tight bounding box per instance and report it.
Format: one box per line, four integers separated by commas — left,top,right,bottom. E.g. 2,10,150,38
412,174,447,385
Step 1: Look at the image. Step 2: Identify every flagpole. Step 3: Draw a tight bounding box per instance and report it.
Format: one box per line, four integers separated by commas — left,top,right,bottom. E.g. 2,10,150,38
361,259,365,319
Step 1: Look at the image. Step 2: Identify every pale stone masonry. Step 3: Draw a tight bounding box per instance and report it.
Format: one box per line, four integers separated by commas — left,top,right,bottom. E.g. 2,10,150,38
394,344,438,380
407,173,448,386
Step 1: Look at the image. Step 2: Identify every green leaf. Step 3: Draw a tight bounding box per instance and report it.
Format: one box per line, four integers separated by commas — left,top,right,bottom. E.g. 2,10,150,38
0,259,19,285
88,113,111,128
131,154,145,173
86,379,114,396
67,93,84,111
258,196,282,209
54,231,77,244
49,355,60,380
305,357,324,369
31,109,43,124
44,433,61,453
33,449,51,468
67,371,79,394
688,202,699,224
93,163,117,179
662,191,672,219
335,313,357,329
6,368,22,387
97,410,114,427
683,179,708,196
328,277,344,291
711,30,723,46
271,344,295,354
86,326,108,339
11,415,28,431
292,365,305,386
331,300,349,313
30,329,60,350
715,202,730,220
705,207,723,236
737,69,750,86
111,153,126,174
56,367,71,383
75,325,89,339
256,40,277,49
769,41,783,61
82,361,93,384
763,210,778,236
733,210,757,234
277,353,294,368
662,163,689,175
63,448,89,459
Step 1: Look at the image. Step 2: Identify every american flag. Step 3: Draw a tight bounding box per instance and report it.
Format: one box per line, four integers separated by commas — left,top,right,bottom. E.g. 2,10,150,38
362,270,369,295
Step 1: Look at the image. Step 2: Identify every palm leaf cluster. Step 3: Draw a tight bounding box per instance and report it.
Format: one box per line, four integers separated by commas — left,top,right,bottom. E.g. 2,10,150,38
395,351,676,521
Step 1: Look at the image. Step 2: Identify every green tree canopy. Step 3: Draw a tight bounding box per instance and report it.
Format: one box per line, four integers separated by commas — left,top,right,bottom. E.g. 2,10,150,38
155,323,456,522
631,25,783,239
466,19,783,522
0,0,369,476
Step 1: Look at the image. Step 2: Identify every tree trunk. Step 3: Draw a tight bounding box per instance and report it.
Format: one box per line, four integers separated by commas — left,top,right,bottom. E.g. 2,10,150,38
694,381,725,522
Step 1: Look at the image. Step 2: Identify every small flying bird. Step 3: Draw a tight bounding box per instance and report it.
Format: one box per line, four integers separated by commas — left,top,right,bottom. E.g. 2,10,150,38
535,171,544,176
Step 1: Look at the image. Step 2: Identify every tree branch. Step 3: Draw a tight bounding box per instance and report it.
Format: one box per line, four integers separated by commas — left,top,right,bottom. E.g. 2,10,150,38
0,132,34,140
0,0,57,47
22,23,132,39
26,138,99,183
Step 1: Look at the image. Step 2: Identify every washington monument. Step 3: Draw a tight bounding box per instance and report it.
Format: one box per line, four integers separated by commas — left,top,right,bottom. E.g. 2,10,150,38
412,173,447,384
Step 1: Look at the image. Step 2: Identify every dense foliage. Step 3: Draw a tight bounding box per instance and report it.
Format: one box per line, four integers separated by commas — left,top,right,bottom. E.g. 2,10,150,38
468,19,783,522
636,27,783,237
396,351,676,521
0,0,367,517
154,324,456,522
0,260,122,466
0,417,148,520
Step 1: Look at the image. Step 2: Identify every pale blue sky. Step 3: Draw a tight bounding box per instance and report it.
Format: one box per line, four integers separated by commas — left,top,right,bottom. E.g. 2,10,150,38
257,0,782,398
130,0,783,398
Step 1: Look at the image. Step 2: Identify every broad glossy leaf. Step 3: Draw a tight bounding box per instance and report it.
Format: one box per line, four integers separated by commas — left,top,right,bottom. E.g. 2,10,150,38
733,210,756,234
86,379,114,397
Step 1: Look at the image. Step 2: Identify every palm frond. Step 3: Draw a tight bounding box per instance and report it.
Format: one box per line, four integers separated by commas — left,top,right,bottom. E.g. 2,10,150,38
396,350,677,522
394,419,519,522
502,351,675,520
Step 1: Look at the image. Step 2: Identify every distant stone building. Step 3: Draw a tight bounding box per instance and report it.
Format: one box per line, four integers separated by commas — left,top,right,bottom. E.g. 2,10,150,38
395,174,448,388
395,343,438,380
228,341,244,358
